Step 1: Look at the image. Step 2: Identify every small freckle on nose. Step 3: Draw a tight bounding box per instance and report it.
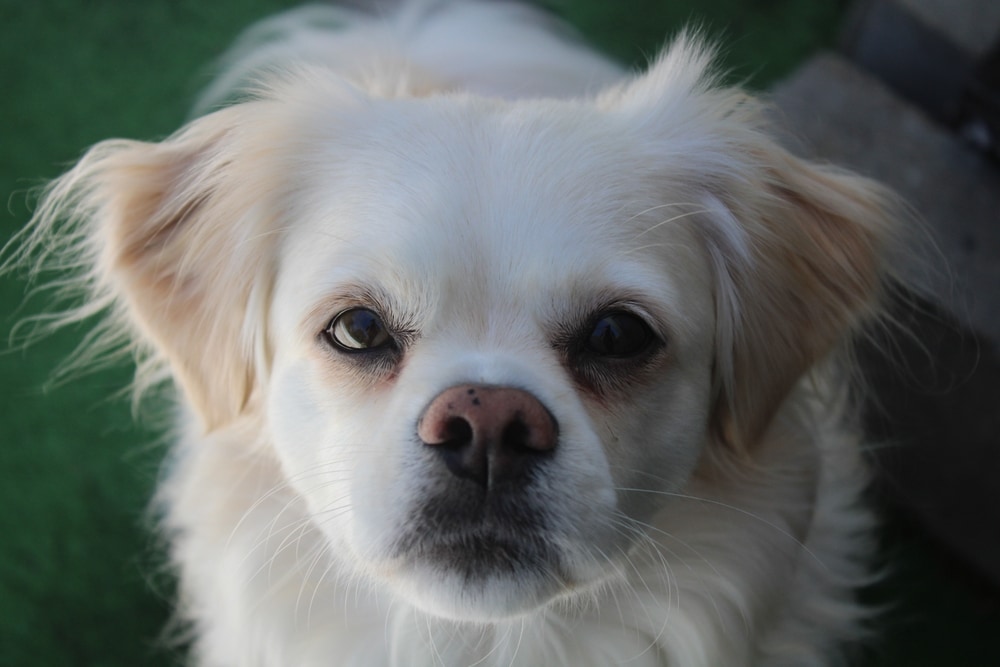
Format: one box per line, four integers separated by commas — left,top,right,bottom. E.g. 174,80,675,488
472,398,481,406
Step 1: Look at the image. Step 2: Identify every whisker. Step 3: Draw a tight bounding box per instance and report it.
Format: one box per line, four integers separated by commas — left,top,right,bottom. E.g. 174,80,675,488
631,207,711,238
613,486,826,570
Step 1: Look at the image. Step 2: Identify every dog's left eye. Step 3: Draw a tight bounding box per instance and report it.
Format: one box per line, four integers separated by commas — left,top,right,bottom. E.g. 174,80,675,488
324,308,394,351
585,311,655,358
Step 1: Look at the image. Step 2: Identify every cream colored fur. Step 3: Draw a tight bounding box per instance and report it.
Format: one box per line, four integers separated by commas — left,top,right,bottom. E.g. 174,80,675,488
8,1,901,665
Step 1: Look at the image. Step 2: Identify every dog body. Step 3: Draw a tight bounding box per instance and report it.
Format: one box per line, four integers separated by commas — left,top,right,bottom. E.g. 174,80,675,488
12,2,899,665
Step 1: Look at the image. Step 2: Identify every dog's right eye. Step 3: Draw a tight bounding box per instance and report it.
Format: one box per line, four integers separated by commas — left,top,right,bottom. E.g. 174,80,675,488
561,308,666,394
324,308,394,352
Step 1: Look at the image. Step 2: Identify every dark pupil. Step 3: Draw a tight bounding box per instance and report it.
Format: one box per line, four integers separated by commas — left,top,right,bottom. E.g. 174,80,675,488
348,311,380,345
587,313,650,357
337,309,388,349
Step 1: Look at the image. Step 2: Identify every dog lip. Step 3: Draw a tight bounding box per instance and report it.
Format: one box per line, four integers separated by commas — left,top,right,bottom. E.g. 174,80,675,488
414,476,548,533
394,527,559,581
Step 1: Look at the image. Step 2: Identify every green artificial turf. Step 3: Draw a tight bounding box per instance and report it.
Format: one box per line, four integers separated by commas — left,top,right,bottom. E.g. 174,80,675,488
1,1,996,666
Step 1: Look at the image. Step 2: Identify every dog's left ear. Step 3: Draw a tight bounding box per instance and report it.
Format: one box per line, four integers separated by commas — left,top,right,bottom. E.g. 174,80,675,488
606,37,899,449
704,151,897,450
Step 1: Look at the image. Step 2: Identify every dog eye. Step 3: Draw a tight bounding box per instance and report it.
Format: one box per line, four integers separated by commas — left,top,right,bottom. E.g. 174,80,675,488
325,308,393,351
585,311,655,358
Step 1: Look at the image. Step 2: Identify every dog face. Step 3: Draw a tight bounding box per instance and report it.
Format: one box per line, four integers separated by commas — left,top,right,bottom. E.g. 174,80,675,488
25,40,893,624
264,95,719,619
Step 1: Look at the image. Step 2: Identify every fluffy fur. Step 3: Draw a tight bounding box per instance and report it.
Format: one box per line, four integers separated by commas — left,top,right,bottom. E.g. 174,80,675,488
7,1,902,665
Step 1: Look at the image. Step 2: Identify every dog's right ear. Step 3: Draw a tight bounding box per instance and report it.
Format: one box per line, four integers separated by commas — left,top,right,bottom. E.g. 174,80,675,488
18,104,279,430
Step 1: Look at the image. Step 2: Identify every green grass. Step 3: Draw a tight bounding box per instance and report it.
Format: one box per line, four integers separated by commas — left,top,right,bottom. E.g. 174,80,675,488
1,1,996,666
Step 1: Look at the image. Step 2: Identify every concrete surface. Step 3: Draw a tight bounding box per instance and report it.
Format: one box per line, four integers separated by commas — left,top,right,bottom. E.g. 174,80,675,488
898,0,1000,56
773,53,1000,342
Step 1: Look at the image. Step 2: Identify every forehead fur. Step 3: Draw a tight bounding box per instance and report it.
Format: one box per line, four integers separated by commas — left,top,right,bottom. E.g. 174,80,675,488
262,85,714,341
244,40,747,291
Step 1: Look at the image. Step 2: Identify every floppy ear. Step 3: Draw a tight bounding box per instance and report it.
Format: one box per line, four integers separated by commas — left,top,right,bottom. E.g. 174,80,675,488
22,104,279,430
705,150,896,449
609,35,898,449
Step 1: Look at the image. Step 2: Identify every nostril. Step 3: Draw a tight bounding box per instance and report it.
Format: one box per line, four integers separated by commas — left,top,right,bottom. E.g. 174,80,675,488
504,404,557,454
418,407,471,447
440,416,473,449
501,417,532,454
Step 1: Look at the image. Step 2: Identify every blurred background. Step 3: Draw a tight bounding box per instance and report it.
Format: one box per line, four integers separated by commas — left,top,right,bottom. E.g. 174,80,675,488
1,1,997,665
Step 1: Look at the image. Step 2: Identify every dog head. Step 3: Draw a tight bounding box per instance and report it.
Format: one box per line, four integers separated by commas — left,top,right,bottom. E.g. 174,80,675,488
23,38,895,621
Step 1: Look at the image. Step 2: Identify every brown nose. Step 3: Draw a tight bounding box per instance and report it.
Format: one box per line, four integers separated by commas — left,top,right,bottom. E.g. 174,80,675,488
417,384,558,488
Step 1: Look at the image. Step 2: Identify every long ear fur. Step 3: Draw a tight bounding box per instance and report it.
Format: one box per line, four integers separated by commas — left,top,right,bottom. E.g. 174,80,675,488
707,152,897,448
7,103,280,430
610,34,899,449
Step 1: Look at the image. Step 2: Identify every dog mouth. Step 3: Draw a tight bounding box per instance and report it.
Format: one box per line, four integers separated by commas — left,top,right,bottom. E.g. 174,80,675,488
398,529,558,581
395,485,559,574
386,485,572,617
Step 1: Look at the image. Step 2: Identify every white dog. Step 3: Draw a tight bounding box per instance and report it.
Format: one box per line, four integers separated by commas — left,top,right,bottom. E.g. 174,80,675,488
11,1,901,665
